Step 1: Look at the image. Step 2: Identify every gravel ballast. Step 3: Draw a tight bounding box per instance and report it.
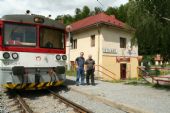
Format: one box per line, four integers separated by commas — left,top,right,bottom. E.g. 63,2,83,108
1,90,17,113
24,95,75,113
59,89,126,113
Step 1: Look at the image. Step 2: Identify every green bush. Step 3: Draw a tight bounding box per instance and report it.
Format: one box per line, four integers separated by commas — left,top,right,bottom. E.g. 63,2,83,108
148,69,160,76
66,70,76,76
160,70,170,75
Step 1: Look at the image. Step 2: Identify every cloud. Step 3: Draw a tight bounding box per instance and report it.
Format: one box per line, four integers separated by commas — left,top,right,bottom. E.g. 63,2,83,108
0,0,128,19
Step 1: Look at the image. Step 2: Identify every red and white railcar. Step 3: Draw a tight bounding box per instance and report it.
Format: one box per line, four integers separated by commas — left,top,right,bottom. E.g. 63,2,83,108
0,14,67,90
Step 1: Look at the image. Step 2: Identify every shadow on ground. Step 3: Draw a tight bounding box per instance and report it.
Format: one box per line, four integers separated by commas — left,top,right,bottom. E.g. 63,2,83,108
152,84,170,91
124,80,170,91
64,78,99,86
8,85,72,100
64,79,76,86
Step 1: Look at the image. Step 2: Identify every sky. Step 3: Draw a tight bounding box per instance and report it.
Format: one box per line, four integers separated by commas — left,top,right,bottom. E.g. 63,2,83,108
0,0,128,19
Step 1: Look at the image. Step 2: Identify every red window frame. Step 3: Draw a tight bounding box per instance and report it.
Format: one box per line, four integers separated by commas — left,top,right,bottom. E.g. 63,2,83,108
0,20,66,54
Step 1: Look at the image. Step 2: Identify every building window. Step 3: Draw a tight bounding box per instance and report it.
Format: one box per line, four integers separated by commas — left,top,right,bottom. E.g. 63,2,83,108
72,39,77,49
120,37,126,48
91,35,95,47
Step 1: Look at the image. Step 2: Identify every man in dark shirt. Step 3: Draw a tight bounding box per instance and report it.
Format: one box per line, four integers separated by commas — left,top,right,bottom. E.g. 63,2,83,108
75,52,85,86
85,54,95,85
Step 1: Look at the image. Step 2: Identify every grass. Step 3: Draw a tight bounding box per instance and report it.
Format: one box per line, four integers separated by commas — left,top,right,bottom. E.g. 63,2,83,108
152,84,170,91
66,70,76,76
160,70,170,76
102,79,125,83
102,78,142,84
124,78,152,86
124,80,151,86
124,78,170,90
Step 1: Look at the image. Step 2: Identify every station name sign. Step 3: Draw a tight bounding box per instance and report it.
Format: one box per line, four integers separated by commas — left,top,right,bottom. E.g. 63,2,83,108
102,48,117,54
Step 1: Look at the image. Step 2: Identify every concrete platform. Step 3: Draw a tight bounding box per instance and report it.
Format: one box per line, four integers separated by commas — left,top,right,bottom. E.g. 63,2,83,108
65,76,170,113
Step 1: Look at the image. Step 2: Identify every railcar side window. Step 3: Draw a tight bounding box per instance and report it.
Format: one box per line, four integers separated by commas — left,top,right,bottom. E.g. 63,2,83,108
40,27,64,49
4,23,36,46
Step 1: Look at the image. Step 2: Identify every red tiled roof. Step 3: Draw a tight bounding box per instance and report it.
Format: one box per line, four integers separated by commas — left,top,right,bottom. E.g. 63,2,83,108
70,12,125,32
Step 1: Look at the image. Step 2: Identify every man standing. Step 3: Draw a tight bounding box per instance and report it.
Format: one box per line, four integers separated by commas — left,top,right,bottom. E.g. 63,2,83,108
85,55,95,85
75,52,85,86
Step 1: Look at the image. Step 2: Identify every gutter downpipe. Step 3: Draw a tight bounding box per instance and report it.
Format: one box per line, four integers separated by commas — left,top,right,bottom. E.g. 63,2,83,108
97,24,101,79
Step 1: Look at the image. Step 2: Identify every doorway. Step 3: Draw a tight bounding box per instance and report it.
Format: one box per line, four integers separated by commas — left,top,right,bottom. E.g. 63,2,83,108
120,64,126,79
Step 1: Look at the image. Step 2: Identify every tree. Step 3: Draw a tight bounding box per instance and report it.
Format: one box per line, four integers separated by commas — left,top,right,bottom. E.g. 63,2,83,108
81,6,91,18
127,0,170,60
74,8,82,21
117,4,128,22
63,14,74,25
94,7,103,14
105,7,118,16
105,5,128,22
55,14,73,25
74,6,91,21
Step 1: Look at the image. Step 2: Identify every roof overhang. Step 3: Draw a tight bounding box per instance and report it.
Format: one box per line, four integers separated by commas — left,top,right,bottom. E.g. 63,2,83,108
70,21,135,34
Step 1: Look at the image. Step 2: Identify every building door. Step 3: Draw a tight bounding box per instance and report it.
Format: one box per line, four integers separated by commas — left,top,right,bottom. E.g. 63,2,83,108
120,64,126,79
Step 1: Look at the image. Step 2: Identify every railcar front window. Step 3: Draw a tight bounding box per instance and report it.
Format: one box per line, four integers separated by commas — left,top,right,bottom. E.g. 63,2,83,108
4,23,36,46
40,27,64,49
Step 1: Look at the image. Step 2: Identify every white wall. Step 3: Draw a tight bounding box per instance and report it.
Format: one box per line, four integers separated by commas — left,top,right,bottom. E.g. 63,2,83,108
101,26,138,57
67,28,101,64
66,25,138,66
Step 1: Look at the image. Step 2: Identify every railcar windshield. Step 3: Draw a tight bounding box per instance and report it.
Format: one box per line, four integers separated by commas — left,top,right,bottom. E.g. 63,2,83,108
40,27,64,49
4,23,36,46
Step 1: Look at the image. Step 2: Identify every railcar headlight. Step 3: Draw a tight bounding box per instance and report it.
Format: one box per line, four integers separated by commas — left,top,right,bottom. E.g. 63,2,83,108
3,52,10,59
12,53,19,59
34,17,44,23
56,55,61,60
62,55,67,60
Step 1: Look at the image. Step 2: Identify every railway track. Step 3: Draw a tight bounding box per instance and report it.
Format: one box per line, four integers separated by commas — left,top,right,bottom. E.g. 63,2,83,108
3,88,93,113
15,94,33,113
48,89,93,113
6,90,33,113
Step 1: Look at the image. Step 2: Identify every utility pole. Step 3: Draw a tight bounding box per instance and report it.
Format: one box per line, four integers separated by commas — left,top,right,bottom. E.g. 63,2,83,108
66,25,72,71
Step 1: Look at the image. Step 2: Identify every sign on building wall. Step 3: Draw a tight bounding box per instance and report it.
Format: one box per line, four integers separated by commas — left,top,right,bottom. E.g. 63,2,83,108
102,48,118,54
116,56,130,63
127,50,137,55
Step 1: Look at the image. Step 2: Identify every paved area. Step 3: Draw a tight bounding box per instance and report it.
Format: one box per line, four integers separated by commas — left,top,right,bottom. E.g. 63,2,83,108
65,76,170,113
60,89,126,113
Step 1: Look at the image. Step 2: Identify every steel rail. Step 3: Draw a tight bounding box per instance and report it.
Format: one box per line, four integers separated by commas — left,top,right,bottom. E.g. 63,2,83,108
49,90,93,113
7,90,33,113
15,94,33,113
